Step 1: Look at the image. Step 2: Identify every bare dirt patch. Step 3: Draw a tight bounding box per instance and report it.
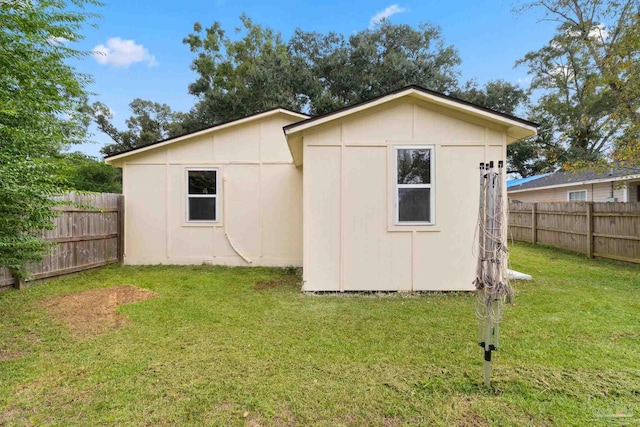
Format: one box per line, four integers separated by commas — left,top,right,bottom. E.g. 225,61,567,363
453,398,490,427
0,349,27,362
41,285,158,337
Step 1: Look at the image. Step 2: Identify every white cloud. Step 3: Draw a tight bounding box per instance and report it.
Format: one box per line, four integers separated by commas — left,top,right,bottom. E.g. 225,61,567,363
550,65,574,80
92,37,158,68
517,76,532,85
567,23,609,41
48,36,68,45
590,23,609,40
370,4,407,28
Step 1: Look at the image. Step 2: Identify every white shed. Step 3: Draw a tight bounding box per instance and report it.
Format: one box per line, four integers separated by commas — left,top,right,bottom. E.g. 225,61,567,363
106,86,537,291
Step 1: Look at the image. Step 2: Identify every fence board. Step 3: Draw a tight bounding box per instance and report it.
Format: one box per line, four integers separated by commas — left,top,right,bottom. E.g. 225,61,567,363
509,201,640,264
0,192,123,291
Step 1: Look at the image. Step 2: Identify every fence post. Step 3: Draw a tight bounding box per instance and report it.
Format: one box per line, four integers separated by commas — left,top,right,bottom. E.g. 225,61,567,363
531,203,537,244
586,202,593,258
117,195,125,265
11,271,26,290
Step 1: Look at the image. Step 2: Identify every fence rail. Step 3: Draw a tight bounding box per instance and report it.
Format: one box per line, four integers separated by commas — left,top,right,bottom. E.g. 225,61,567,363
508,201,640,264
0,193,124,290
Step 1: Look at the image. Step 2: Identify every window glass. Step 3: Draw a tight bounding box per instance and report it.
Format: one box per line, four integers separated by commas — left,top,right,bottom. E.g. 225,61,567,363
188,198,216,221
188,170,216,195
568,191,586,201
397,149,431,184
187,169,217,222
398,188,431,222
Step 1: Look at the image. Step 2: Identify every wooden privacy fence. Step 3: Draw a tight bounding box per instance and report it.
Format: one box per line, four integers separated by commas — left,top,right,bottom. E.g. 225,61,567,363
0,193,124,290
508,201,640,264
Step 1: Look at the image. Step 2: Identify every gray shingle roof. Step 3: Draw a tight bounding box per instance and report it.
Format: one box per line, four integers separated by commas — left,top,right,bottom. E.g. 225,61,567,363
508,166,640,192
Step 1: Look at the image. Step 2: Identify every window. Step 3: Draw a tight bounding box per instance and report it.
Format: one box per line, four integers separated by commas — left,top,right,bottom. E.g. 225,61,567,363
187,169,217,221
395,146,434,224
568,190,587,201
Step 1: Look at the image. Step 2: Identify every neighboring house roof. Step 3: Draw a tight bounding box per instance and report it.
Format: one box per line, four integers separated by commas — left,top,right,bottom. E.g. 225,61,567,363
284,85,538,142
506,173,550,189
104,108,310,163
508,167,640,193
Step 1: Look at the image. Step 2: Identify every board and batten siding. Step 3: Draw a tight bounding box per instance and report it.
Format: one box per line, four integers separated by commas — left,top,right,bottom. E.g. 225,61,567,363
509,181,627,203
112,114,303,266
302,99,508,291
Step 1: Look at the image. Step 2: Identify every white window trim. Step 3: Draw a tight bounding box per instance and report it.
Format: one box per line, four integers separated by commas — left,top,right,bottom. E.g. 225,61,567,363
394,145,435,225
186,168,219,223
567,189,587,202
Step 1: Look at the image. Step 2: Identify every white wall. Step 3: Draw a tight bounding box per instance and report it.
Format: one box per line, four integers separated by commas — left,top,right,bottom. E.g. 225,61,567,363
116,114,303,266
509,181,627,203
301,99,509,291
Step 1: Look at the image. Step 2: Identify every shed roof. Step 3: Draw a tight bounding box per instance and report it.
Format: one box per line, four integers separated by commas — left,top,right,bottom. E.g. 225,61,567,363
508,166,640,193
284,85,538,166
105,108,309,163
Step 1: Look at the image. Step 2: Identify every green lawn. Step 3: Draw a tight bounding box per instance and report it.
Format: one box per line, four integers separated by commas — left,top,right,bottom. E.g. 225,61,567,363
0,244,638,426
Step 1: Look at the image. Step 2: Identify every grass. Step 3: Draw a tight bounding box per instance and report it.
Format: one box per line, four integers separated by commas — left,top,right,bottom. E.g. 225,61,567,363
0,243,638,426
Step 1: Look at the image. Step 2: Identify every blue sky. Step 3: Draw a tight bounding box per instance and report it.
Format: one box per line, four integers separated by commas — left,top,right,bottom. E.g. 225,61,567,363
68,0,558,157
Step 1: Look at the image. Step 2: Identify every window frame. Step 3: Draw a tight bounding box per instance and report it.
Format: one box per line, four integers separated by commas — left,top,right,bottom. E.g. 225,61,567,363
567,189,587,202
394,145,435,226
185,168,219,223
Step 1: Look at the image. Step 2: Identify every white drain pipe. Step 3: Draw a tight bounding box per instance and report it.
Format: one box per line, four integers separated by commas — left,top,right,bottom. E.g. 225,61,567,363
222,176,252,265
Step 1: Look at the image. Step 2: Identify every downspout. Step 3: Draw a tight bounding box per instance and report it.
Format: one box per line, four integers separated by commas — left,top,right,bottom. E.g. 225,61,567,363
610,181,614,199
222,176,252,264
609,168,614,199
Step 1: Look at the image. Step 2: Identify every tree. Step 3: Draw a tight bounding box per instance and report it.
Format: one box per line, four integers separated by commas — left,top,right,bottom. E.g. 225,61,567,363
452,79,528,116
289,21,461,114
182,14,307,129
57,152,122,193
181,16,462,124
507,115,563,177
0,0,97,277
518,0,640,165
518,21,622,166
91,99,187,156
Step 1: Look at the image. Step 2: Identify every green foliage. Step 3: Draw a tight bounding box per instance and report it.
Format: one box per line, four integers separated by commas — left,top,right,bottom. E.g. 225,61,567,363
91,99,187,157
182,14,307,130
289,21,461,114
57,152,122,193
518,0,640,168
508,138,554,178
451,79,528,116
518,23,619,165
0,0,97,276
184,16,461,119
0,245,638,425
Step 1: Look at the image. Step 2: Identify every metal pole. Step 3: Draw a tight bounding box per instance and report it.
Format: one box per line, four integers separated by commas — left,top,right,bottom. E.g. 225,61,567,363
484,161,496,387
477,163,486,344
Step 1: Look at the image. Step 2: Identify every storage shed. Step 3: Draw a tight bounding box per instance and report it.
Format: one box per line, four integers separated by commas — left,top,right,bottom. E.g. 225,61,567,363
106,86,537,291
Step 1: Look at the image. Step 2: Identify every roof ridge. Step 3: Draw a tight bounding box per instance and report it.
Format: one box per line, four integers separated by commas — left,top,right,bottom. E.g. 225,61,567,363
104,107,309,159
284,84,539,132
